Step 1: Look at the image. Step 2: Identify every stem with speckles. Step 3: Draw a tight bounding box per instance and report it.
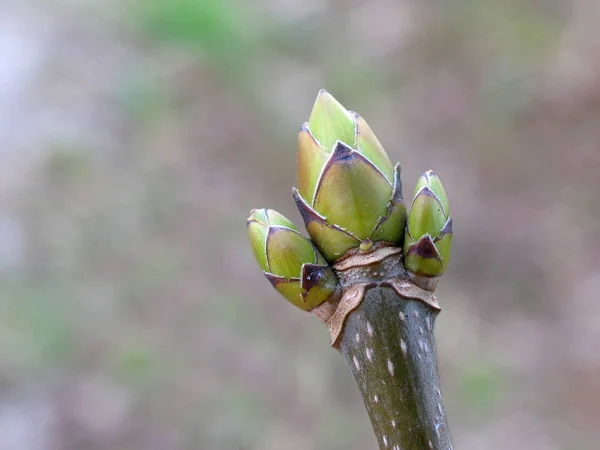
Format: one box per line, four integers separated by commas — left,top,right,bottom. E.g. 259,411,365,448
338,285,452,450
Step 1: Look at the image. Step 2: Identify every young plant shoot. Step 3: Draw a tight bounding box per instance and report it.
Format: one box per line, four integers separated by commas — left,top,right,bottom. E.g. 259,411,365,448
248,91,453,450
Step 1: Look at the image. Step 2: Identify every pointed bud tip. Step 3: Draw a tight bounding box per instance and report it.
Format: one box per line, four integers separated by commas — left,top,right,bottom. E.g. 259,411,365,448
310,90,348,113
308,90,355,150
313,89,336,107
247,208,267,226
422,170,438,188
247,208,258,220
391,163,403,202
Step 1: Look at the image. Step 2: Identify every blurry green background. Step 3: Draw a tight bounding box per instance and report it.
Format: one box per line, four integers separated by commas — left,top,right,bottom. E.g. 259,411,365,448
1,0,599,449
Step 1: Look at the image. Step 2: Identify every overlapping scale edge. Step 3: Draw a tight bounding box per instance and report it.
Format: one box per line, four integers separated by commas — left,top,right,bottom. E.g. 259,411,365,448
301,263,338,310
434,217,453,270
406,187,447,241
352,111,394,183
247,217,269,272
312,141,392,240
265,209,298,231
266,227,317,279
371,163,407,245
297,123,330,204
415,170,449,215
265,272,306,310
293,187,361,263
404,234,444,277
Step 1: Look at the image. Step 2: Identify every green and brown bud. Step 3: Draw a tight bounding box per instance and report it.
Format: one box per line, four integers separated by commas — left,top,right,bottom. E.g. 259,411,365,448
295,90,407,262
403,170,453,278
247,208,338,311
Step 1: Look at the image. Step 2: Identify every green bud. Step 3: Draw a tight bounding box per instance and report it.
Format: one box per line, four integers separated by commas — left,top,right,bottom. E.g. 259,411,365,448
247,209,338,310
295,90,406,262
308,89,356,152
293,188,361,262
297,123,329,204
313,141,392,239
403,171,453,277
353,112,394,183
414,169,449,215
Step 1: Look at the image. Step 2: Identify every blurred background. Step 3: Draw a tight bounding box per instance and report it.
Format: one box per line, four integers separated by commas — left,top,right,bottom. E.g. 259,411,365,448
1,0,599,448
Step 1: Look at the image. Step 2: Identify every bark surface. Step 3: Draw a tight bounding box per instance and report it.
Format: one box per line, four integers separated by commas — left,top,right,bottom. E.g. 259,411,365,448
339,285,452,450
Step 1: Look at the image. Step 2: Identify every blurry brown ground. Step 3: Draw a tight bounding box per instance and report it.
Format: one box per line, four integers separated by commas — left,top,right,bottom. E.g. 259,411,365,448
1,0,600,449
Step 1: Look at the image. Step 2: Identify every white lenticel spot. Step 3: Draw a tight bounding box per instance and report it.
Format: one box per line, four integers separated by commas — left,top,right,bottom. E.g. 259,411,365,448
399,311,405,321
366,348,373,362
392,420,397,428
419,326,424,335
383,435,388,447
400,339,407,355
353,356,360,371
374,395,379,403
367,321,374,337
413,311,419,318
429,440,433,448
387,359,394,376
356,333,360,343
